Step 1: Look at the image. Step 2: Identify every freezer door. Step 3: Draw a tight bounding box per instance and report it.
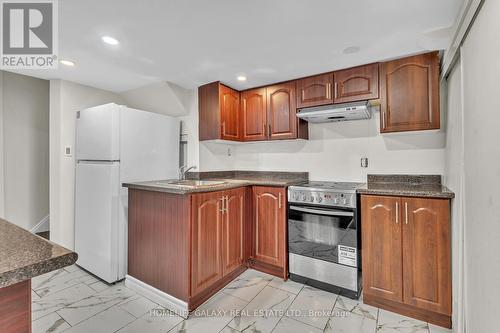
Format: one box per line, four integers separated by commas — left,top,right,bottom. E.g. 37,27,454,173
75,161,120,283
76,103,120,161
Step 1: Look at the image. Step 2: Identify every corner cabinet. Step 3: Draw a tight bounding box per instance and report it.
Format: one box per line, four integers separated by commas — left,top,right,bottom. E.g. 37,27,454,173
199,82,241,141
241,88,267,141
267,82,308,140
249,186,287,279
361,195,452,328
222,188,245,276
380,52,440,133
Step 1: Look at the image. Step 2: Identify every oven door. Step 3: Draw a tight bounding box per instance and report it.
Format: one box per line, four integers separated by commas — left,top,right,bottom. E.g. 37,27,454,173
288,204,358,267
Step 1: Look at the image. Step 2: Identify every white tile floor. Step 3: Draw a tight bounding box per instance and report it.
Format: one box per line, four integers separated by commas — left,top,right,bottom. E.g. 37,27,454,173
31,265,452,333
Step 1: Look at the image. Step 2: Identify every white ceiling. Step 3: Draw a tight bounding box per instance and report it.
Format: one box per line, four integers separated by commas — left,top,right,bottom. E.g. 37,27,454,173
13,0,463,92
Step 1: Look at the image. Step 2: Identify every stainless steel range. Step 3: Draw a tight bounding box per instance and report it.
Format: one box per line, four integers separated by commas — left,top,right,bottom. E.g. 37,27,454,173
287,181,364,299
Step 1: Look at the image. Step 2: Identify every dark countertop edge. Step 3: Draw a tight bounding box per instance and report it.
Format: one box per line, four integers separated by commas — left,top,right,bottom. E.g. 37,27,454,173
0,252,78,288
123,179,307,195
356,188,455,199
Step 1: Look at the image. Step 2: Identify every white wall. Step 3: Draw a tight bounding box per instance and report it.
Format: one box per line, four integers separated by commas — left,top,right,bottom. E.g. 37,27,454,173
50,80,123,249
120,81,191,117
458,0,500,331
179,90,200,169
199,111,446,181
0,71,49,231
444,59,464,332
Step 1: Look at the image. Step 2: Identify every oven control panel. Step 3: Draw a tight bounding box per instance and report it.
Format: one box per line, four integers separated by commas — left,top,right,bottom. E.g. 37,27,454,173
287,189,356,208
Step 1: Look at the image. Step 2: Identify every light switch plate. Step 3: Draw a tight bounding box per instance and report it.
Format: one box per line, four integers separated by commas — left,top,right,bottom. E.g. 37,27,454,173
64,146,72,157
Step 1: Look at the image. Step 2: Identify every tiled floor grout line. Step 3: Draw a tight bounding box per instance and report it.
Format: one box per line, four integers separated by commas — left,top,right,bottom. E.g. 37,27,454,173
268,287,301,333
217,272,274,333
110,298,164,333
321,292,340,332
32,266,441,333
31,308,73,328
56,284,139,332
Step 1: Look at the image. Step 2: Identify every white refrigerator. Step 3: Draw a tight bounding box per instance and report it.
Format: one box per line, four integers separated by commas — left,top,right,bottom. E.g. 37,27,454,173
75,103,179,283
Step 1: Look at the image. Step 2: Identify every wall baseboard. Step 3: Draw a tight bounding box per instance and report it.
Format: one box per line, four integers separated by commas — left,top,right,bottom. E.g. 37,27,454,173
31,215,49,233
125,275,188,318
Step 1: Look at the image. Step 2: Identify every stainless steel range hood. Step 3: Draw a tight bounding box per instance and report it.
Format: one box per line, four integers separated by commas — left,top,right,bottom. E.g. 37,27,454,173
296,101,372,123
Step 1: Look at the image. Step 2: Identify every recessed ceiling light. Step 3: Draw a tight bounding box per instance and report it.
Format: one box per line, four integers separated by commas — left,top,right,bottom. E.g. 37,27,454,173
60,60,75,67
237,75,247,81
101,36,119,45
343,46,360,54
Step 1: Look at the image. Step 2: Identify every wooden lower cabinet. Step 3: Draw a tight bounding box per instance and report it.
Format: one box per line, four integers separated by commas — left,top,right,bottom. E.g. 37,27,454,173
361,196,403,302
191,188,246,298
222,188,245,276
249,186,287,279
402,198,451,315
0,280,31,333
361,195,451,328
191,191,224,296
128,185,288,312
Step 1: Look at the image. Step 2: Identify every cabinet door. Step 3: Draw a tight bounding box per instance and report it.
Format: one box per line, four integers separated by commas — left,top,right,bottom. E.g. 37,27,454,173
220,85,240,140
222,188,245,276
191,192,223,295
267,82,297,140
402,198,451,314
361,195,403,302
334,63,379,104
253,186,286,267
296,73,333,108
241,88,268,141
380,52,440,133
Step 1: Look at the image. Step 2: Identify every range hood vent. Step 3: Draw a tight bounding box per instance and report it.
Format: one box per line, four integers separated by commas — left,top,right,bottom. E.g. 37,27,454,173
296,101,373,123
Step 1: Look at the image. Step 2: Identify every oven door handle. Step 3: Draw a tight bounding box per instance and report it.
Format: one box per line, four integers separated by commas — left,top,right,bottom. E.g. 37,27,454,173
289,205,354,217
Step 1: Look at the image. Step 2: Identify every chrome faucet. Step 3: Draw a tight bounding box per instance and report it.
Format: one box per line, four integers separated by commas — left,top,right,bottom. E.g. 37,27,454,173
178,165,197,180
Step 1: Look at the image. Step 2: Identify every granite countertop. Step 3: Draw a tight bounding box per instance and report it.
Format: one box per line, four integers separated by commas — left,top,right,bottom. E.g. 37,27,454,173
123,170,308,194
0,219,77,288
357,174,455,199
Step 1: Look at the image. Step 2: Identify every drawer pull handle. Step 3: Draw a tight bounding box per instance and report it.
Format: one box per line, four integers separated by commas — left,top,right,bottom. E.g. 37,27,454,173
395,202,399,224
405,202,409,224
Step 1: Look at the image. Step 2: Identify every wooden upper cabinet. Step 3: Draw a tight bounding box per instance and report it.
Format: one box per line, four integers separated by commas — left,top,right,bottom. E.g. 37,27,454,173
222,188,245,277
267,82,298,140
296,73,333,108
199,82,240,141
220,85,240,140
402,197,451,315
334,63,379,104
241,88,267,141
252,186,286,268
191,192,223,295
380,52,440,133
361,195,403,302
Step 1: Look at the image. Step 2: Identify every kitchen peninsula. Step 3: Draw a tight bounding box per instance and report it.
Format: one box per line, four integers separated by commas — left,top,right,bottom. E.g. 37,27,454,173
0,219,77,333
123,171,307,316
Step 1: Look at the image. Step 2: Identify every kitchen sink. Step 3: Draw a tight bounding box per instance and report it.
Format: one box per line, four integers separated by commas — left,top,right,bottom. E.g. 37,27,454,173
155,180,227,188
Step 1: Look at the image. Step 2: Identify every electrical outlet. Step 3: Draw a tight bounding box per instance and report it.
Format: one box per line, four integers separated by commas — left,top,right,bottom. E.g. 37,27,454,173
361,157,368,168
